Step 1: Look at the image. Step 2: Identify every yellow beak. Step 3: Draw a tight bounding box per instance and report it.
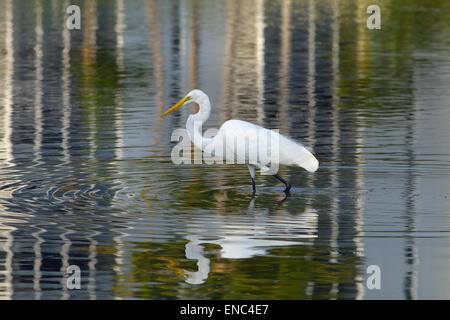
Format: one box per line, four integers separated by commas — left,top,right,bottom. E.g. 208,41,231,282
161,96,191,117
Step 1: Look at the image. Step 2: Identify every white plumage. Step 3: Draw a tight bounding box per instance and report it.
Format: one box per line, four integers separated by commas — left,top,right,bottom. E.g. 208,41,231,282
162,89,319,193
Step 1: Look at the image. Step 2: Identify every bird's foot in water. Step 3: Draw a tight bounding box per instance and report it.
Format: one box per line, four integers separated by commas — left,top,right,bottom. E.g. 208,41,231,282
251,177,256,198
273,174,291,194
277,192,290,206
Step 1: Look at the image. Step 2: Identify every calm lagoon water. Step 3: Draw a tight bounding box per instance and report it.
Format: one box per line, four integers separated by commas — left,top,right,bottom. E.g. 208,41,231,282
0,0,450,299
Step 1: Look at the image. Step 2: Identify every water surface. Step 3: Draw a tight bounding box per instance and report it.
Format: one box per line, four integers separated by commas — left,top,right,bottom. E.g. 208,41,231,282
0,0,450,299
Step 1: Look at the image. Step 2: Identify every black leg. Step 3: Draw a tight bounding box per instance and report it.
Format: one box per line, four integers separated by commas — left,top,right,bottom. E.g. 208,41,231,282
251,177,256,192
273,174,291,193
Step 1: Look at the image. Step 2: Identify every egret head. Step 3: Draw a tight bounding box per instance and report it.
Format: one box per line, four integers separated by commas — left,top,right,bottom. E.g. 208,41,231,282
161,89,206,117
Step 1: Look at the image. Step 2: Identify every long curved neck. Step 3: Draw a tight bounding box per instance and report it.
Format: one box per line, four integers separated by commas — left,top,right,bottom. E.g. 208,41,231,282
186,95,213,150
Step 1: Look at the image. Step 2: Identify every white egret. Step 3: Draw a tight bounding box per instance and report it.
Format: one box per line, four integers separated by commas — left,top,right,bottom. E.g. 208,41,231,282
162,89,319,193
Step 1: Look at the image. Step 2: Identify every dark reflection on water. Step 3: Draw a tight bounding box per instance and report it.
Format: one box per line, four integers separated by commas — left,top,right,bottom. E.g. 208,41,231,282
0,0,450,299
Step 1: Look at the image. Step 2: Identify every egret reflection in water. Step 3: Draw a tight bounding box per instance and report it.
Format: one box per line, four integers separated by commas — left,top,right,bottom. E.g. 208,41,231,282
183,197,318,285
